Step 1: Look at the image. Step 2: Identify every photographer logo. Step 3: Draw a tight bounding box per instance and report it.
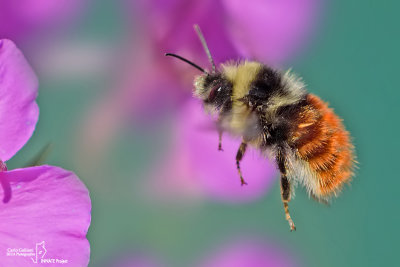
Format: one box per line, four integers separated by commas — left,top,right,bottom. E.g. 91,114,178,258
6,241,68,264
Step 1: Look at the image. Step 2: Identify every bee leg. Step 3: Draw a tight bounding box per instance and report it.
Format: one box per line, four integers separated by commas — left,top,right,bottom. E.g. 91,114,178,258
218,130,223,151
277,155,296,231
236,142,248,186
281,176,296,231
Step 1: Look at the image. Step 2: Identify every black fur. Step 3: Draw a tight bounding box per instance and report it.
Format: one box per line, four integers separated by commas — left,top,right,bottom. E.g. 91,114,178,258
247,66,283,106
276,97,308,119
263,96,308,146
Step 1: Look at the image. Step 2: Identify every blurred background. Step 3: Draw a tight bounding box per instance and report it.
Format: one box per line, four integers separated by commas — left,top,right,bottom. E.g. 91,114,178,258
2,0,399,266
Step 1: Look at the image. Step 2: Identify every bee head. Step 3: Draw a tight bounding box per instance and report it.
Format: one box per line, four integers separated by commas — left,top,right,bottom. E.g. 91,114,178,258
166,24,232,111
194,73,232,110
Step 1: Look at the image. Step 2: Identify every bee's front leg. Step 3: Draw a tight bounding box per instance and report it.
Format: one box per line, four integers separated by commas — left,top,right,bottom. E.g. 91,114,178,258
218,130,223,151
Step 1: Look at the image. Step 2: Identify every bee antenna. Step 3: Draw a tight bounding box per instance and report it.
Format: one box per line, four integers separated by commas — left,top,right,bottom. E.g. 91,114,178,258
165,53,207,73
194,24,216,73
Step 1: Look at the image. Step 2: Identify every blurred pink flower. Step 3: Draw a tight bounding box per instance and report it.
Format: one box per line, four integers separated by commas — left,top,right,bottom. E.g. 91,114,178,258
142,0,318,66
197,238,298,267
0,0,86,41
0,39,91,266
222,0,318,64
106,238,298,267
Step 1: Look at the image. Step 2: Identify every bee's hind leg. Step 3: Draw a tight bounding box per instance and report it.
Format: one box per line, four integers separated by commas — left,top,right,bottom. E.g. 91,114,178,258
276,153,296,231
281,176,296,231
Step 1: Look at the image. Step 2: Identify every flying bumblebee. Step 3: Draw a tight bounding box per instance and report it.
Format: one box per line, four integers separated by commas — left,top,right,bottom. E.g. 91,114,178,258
166,25,356,231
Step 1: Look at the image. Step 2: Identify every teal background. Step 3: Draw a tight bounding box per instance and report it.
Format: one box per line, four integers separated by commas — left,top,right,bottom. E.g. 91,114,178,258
7,0,399,266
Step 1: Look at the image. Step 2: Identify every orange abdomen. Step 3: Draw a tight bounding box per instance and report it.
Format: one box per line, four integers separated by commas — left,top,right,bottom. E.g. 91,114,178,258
292,94,355,197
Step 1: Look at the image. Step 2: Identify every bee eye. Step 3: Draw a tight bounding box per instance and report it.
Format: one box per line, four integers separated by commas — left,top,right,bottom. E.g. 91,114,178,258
208,86,221,101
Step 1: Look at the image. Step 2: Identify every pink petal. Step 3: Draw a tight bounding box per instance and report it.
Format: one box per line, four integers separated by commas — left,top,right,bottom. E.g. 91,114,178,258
198,238,298,267
181,100,277,203
221,0,319,65
0,39,39,162
0,165,91,266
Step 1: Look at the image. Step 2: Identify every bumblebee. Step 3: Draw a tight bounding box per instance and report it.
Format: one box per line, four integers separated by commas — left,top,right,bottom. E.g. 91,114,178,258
166,25,355,231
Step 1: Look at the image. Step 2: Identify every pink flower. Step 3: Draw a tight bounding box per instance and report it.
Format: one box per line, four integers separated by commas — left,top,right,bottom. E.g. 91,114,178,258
0,166,91,266
0,0,86,41
221,0,318,64
0,39,91,266
197,238,298,267
107,238,299,267
140,0,318,66
0,40,38,162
